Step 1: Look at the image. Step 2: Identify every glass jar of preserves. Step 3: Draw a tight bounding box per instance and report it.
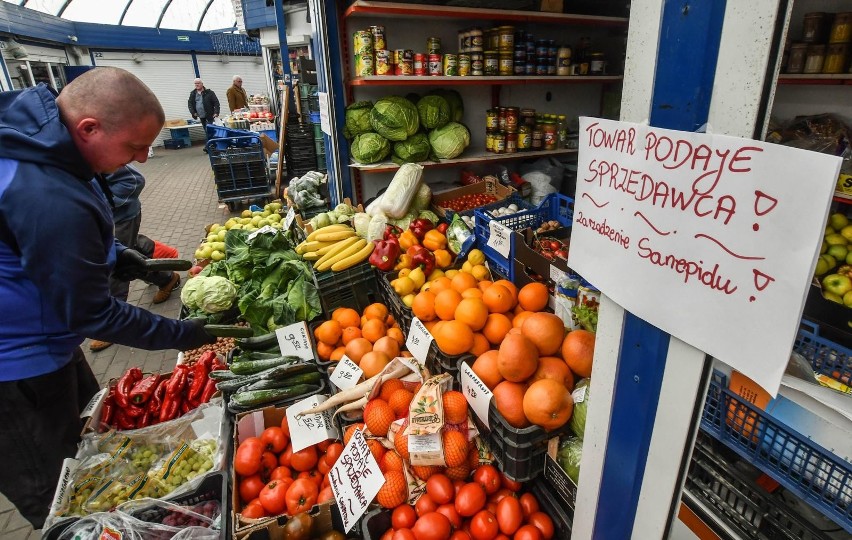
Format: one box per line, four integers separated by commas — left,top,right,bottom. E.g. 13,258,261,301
471,53,484,76
518,124,532,151
786,42,808,73
499,53,513,76
485,131,494,152
486,108,499,131
427,37,441,54
470,27,484,51
505,132,518,153
823,43,849,73
542,122,558,150
802,12,828,43
497,26,515,52
589,52,607,75
493,131,506,154
521,108,536,127
497,107,507,131
531,126,544,150
803,44,826,73
484,50,499,76
505,107,520,133
830,13,852,43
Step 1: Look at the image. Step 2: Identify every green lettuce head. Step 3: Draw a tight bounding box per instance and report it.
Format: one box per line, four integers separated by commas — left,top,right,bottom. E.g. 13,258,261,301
370,96,420,142
351,132,391,164
195,275,238,313
392,133,431,165
344,100,373,139
417,95,450,129
428,122,470,159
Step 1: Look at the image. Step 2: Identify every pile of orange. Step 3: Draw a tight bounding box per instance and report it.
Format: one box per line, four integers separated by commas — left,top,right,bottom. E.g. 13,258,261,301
313,303,410,378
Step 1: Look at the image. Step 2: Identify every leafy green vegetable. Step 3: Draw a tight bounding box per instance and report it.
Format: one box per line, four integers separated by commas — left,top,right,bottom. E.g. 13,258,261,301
428,89,464,123
344,100,374,139
351,132,391,164
180,278,204,310
428,122,470,159
557,436,583,485
417,95,450,129
392,133,431,165
418,210,439,224
370,96,420,142
569,378,590,439
195,276,238,313
572,304,598,332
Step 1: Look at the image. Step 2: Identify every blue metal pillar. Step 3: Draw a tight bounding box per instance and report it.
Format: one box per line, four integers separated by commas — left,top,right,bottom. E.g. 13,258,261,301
190,51,200,78
273,0,292,113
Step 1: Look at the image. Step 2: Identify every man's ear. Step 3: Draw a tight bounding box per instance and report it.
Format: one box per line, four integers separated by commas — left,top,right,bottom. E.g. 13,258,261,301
74,117,101,141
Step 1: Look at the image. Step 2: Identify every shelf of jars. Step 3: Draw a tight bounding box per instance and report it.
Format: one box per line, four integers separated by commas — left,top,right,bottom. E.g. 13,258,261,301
348,74,623,86
777,74,852,85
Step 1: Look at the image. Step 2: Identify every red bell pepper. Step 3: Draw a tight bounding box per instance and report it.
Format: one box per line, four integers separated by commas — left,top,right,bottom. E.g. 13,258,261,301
166,364,190,398
409,218,434,241
369,236,401,272
115,367,142,409
384,224,402,241
437,222,449,234
114,408,136,430
159,394,181,423
129,373,161,405
406,245,436,276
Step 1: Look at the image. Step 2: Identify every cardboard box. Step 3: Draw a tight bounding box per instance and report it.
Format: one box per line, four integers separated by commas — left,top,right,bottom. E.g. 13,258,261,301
240,501,342,540
259,134,280,158
165,119,188,127
431,177,516,218
512,227,572,289
539,0,564,13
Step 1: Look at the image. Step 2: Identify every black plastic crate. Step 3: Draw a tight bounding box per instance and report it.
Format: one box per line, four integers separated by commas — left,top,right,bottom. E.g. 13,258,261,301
362,507,391,540
529,479,573,539
226,372,330,414
376,268,413,335
314,261,380,318
543,453,577,516
484,429,546,483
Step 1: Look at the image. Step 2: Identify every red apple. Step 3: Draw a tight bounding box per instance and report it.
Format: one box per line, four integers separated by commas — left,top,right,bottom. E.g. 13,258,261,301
188,265,204,276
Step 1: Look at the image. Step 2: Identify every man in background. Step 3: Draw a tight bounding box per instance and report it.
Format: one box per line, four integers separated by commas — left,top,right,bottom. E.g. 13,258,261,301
188,78,220,152
227,74,248,112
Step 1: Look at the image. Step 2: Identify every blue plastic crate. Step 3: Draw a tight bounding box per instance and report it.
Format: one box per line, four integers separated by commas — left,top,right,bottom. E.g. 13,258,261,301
474,193,574,280
205,126,260,150
794,319,852,383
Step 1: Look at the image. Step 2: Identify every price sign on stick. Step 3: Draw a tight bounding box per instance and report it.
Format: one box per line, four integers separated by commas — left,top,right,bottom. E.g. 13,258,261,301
461,362,493,429
406,317,434,365
287,395,338,452
275,322,314,361
330,356,363,390
284,207,296,230
328,428,384,532
487,221,512,259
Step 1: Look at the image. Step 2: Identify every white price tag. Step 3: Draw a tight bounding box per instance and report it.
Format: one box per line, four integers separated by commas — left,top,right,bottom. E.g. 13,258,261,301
81,387,108,419
460,362,493,430
247,225,277,241
328,428,384,532
330,356,363,390
550,264,570,287
275,322,314,361
284,207,296,230
406,317,434,364
288,394,339,452
487,221,512,259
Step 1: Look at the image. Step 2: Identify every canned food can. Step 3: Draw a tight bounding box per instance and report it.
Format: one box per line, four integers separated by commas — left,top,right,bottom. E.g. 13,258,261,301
471,53,484,75
396,59,414,75
427,37,441,55
458,54,471,76
428,54,442,75
354,52,375,77
370,26,386,51
486,109,499,131
499,53,513,76
471,27,484,50
414,53,426,75
353,31,373,55
462,31,472,52
375,49,391,75
443,53,459,76
393,49,406,65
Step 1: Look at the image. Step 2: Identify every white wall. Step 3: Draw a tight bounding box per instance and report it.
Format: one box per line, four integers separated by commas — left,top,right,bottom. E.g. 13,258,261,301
196,54,268,114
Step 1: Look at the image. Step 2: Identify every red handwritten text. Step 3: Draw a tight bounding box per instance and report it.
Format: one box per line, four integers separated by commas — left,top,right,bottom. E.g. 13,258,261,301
584,121,636,155
576,211,630,249
637,237,738,294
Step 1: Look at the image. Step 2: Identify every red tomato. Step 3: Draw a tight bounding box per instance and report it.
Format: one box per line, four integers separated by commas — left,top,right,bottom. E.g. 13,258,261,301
494,536,510,540
392,505,418,530
241,498,266,519
234,437,264,476
454,483,486,517
426,474,455,505
261,451,278,480
317,454,332,476
518,493,539,518
495,496,522,535
527,512,555,539
453,480,465,496
436,503,462,529
513,525,542,540
469,510,498,540
449,532,471,540
412,511,452,540
261,426,288,454
381,530,394,540
258,480,288,515
270,466,292,482
500,474,522,493
318,485,334,504
325,442,344,464
472,465,501,495
488,489,513,505
280,416,290,437
279,443,293,468
317,439,332,452
239,474,265,504
297,469,324,487
290,446,319,472
321,474,331,490
285,478,319,515
393,530,417,540
415,493,439,517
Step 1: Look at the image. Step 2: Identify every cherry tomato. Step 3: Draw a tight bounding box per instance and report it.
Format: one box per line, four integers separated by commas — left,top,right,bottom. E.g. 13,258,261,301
270,466,292,482
518,493,539,518
412,511,452,540
317,439,332,452
500,474,522,493
381,531,394,540
291,446,319,472
393,530,417,540
495,496,522,535
513,525,542,540
234,437,264,476
472,465,501,495
260,426,288,454
261,451,278,480
453,480,465,496
415,493,439,517
285,478,319,515
426,474,455,505
454,483,486,517
325,442,344,464
392,505,418,530
279,443,294,467
527,512,555,539
436,503,462,529
258,480,288,515
469,510,498,540
239,474,265,504
241,498,266,519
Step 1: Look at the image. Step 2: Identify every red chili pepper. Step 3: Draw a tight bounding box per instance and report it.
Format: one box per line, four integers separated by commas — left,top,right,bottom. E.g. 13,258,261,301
409,218,434,241
138,409,153,429
180,398,197,415
166,364,190,397
129,373,161,405
198,350,217,371
437,222,449,234
200,378,218,403
407,245,436,276
123,403,145,418
188,359,212,401
115,367,142,409
100,387,116,427
114,408,136,430
369,237,401,272
159,394,181,423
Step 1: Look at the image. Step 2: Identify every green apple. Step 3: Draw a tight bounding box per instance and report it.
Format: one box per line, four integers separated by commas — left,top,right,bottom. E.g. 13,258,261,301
821,254,837,270
825,233,848,246
822,273,852,296
261,210,272,218
206,233,217,243
827,244,848,261
241,209,252,218
268,213,282,223
829,212,850,231
257,219,270,228
841,224,852,242
821,241,829,254
846,251,852,265
844,290,852,308
815,257,831,276
198,245,213,260
824,291,843,303
217,229,227,241
211,250,225,261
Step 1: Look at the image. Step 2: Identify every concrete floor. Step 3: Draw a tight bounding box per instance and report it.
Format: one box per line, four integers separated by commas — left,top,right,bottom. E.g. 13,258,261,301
0,144,244,538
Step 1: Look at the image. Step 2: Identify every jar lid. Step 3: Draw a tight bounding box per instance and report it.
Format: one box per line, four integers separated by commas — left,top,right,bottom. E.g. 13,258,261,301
484,50,498,55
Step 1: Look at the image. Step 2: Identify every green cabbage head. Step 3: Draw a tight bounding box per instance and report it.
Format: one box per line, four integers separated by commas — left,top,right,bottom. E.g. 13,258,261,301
180,276,205,310
195,275,238,313
428,122,470,159
417,95,450,129
344,101,373,139
428,89,464,123
351,132,391,164
569,378,590,439
392,133,431,165
370,96,420,142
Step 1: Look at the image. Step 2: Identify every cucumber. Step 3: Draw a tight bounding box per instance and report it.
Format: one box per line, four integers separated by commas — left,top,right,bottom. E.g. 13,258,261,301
204,325,254,338
261,363,318,380
241,371,323,392
229,384,321,408
236,332,280,351
229,356,303,376
216,368,279,393
208,370,242,381
144,259,193,272
232,351,283,363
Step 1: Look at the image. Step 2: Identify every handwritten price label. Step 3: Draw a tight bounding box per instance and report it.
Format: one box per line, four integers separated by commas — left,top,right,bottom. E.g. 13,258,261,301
406,317,434,365
81,387,108,419
487,221,512,259
460,362,492,429
330,356,363,390
287,395,339,453
328,428,383,532
550,265,570,287
284,207,296,230
275,322,314,361
247,225,277,241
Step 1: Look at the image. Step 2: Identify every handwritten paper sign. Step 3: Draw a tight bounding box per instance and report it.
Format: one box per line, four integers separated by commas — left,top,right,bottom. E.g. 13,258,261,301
284,207,296,230
247,225,277,241
328,428,383,532
487,220,512,259
81,387,107,419
275,322,314,361
287,395,338,452
461,362,492,429
406,317,434,365
570,117,842,394
330,356,363,390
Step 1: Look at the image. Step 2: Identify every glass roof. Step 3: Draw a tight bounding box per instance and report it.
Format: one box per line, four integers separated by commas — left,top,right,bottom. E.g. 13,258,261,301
4,0,237,31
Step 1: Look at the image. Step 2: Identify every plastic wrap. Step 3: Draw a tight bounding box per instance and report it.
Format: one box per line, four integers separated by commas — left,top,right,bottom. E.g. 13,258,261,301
55,511,218,540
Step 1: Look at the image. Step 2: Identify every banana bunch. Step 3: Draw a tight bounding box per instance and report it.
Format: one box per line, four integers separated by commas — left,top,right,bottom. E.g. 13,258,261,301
295,225,375,272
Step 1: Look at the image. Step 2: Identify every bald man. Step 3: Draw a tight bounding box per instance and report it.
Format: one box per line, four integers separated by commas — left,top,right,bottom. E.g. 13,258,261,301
0,67,215,528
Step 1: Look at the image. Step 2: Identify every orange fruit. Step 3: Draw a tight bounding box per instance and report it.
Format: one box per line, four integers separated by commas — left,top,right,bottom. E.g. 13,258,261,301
523,379,574,431
492,381,531,429
330,346,346,362
445,463,471,481
493,279,518,299
562,329,596,378
361,318,387,343
332,307,361,329
389,388,415,418
382,450,405,473
386,313,396,328
387,326,405,345
451,272,478,293
435,289,463,321
315,320,342,346
316,340,335,361
380,379,405,401
482,284,514,313
376,470,407,508
517,282,549,312
454,297,489,331
344,422,365,445
521,312,566,356
514,303,527,316
394,421,410,460
434,320,475,356
411,465,443,481
412,291,437,322
364,303,389,321
442,390,469,424
531,356,575,391
497,333,539,382
373,335,401,359
442,430,469,467
469,333,491,356
461,288,483,299
512,310,534,329
471,350,503,390
360,350,391,379
481,313,512,345
429,277,453,295
478,280,493,292
424,320,439,333
341,326,362,345
367,438,386,463
364,398,395,436
344,337,373,364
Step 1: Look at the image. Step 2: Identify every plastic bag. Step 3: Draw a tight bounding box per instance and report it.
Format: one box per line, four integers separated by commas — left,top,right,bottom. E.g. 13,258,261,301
119,496,220,531
446,214,475,257
56,511,218,540
557,436,584,485
520,157,566,189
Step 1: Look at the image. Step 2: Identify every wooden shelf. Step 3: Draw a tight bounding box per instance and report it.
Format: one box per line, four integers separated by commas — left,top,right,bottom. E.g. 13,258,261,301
349,75,623,86
350,146,578,173
777,74,852,86
343,1,629,27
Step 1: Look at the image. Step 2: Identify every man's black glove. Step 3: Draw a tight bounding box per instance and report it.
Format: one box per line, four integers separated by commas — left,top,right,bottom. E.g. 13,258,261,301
113,248,149,281
184,317,218,349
